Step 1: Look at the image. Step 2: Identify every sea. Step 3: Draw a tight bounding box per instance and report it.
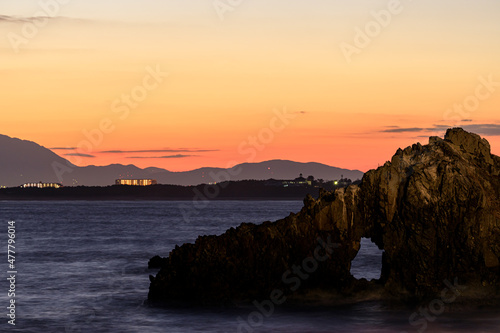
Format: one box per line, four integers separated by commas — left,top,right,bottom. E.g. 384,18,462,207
1,200,499,333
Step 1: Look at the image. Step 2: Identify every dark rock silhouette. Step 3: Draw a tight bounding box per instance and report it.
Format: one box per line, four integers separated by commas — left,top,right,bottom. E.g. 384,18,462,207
148,255,168,269
148,128,500,303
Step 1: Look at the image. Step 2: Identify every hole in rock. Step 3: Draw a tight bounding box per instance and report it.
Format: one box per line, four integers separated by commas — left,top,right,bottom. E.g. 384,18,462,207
350,238,383,281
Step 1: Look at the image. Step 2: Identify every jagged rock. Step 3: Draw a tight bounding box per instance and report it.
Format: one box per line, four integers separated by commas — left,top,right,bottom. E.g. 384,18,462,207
360,128,500,298
148,128,500,303
148,255,168,269
148,187,363,302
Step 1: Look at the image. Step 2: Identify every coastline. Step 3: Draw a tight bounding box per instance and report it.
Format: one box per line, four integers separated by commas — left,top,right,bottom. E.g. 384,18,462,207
0,181,321,201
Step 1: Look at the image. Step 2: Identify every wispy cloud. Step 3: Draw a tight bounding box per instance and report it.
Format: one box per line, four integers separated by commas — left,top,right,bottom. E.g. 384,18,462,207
0,15,28,23
0,15,61,23
126,154,197,159
102,149,218,153
0,15,86,23
381,127,424,133
64,153,95,158
460,124,500,136
381,124,500,136
51,148,217,154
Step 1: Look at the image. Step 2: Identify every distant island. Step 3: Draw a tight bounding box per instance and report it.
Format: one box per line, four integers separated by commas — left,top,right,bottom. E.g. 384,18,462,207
0,177,360,201
0,133,363,188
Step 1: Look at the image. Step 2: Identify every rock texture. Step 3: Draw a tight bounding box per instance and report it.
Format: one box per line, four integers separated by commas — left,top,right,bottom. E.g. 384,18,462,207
148,128,500,303
148,189,361,302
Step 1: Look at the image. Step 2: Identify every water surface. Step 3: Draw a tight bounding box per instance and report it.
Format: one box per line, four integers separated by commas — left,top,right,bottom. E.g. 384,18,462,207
1,201,498,332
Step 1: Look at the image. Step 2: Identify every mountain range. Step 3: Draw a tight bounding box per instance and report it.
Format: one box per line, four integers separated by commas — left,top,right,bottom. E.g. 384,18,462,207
0,134,363,187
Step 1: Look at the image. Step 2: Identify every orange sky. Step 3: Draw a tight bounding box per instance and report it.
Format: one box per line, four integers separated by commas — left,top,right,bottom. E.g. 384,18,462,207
1,0,499,172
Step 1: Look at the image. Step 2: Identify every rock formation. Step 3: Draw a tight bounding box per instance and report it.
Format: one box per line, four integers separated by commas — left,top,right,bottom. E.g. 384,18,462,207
148,128,500,303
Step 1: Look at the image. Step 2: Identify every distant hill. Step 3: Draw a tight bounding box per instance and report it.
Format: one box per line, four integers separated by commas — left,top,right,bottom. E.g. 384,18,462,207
0,134,77,186
0,134,363,187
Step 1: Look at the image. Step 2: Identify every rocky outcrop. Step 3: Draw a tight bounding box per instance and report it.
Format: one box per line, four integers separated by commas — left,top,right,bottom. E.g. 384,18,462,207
359,129,500,298
148,128,500,303
148,186,362,302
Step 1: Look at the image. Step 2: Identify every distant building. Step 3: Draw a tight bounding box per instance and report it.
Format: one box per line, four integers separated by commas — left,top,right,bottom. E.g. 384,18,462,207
115,179,157,186
21,182,63,189
282,173,309,187
329,177,352,187
295,173,307,183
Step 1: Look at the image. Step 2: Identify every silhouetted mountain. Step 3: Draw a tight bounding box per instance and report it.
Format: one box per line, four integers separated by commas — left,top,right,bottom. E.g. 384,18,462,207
0,134,77,185
0,134,363,187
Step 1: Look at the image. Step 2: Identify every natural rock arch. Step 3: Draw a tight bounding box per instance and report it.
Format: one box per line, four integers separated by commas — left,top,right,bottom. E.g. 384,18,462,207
148,128,500,303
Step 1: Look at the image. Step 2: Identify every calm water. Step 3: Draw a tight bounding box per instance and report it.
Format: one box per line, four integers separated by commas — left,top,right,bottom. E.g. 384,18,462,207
0,201,498,332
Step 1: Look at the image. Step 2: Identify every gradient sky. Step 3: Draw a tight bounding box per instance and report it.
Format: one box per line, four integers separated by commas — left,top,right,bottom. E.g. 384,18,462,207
1,0,499,172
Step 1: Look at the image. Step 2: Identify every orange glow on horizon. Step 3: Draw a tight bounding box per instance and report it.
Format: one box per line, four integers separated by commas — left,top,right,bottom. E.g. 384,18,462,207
1,1,499,172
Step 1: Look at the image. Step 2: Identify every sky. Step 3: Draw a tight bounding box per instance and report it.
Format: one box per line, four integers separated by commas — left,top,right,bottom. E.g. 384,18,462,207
1,0,500,172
